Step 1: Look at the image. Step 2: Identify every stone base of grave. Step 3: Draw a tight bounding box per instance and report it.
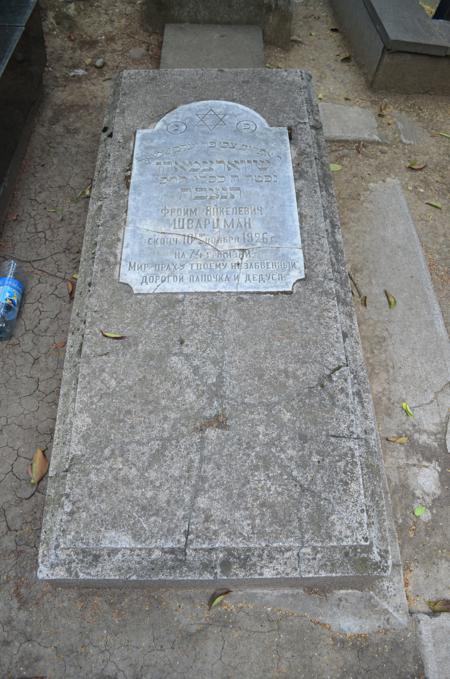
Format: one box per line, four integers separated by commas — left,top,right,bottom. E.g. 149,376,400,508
144,0,292,48
39,70,398,591
330,0,450,94
0,0,46,225
160,24,264,68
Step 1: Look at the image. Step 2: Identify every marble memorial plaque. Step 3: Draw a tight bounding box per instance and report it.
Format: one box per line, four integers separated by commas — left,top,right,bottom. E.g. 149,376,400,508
120,101,304,293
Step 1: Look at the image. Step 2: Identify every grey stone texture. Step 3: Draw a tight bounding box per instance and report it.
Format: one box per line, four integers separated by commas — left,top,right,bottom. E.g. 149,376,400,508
121,99,304,293
319,102,381,142
0,0,46,225
340,179,450,609
144,0,293,48
38,69,393,584
416,614,450,679
329,0,450,93
160,24,264,68
393,111,431,145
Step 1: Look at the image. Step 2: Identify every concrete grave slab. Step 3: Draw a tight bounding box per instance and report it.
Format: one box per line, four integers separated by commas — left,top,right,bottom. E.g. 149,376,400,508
329,0,450,93
416,614,450,679
319,103,381,142
38,69,394,584
160,24,264,69
144,0,293,48
394,112,431,145
340,178,450,612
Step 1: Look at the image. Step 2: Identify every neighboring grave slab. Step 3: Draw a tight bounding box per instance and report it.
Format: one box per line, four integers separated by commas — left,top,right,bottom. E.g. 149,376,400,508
144,0,293,48
160,24,264,69
319,103,381,143
120,100,304,293
38,69,393,583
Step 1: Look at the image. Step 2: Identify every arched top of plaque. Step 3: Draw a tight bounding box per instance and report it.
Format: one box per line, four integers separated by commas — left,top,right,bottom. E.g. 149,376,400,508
120,100,305,294
155,100,269,136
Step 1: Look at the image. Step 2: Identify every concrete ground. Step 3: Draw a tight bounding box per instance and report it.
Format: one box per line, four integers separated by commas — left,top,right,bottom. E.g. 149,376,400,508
0,0,448,677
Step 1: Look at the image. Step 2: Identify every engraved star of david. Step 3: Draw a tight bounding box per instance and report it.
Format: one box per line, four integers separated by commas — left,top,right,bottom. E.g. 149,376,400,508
195,109,226,131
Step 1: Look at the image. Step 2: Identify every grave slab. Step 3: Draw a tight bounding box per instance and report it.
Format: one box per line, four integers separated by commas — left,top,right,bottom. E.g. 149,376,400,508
38,69,393,583
319,103,381,142
416,614,450,679
329,0,450,93
341,179,450,611
160,24,264,69
144,0,292,48
393,111,431,145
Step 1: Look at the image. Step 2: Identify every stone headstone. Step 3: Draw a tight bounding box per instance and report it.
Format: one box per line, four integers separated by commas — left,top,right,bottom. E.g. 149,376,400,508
38,69,393,583
120,100,304,293
144,0,293,48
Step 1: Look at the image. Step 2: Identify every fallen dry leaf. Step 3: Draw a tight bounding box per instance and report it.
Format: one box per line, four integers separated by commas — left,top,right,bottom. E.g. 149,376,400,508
28,448,49,485
196,413,229,432
386,435,409,444
208,588,232,610
67,280,76,301
340,54,352,62
52,340,66,350
419,1,435,16
378,100,390,117
78,182,92,199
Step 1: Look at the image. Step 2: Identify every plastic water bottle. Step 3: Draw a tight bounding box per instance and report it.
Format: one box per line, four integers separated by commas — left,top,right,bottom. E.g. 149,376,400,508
0,260,25,341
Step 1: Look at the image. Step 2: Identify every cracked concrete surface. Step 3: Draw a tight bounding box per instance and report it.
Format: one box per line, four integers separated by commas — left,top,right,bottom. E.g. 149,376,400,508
0,0,448,676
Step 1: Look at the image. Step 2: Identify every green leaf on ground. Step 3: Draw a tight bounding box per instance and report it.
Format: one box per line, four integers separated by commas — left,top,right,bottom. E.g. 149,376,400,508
425,201,442,209
386,435,409,444
384,289,397,309
100,330,127,340
407,160,427,171
414,504,427,517
330,163,342,172
419,1,435,17
402,402,414,418
438,131,450,139
427,599,450,613
78,183,92,199
208,588,232,610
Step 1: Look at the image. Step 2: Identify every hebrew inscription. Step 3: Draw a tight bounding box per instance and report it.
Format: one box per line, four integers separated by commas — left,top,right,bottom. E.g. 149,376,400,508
120,101,305,293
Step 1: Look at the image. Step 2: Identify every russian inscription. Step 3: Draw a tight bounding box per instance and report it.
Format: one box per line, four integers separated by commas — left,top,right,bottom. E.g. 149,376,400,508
120,101,305,293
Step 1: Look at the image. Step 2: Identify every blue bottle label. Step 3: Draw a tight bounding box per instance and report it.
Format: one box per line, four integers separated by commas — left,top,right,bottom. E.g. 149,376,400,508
0,277,24,321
